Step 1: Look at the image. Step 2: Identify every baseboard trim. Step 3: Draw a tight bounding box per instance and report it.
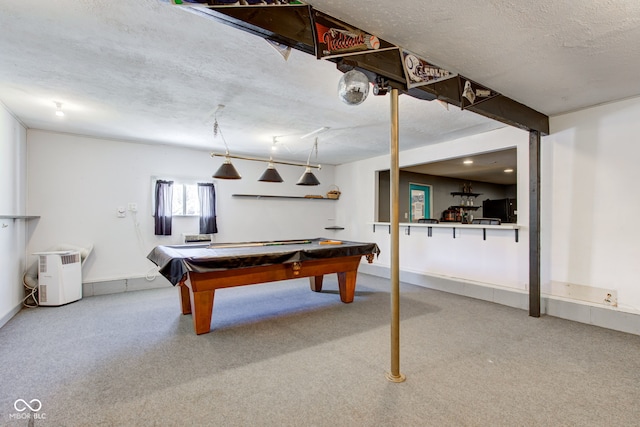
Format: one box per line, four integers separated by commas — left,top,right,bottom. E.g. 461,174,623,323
360,264,640,336
0,303,23,329
83,275,172,297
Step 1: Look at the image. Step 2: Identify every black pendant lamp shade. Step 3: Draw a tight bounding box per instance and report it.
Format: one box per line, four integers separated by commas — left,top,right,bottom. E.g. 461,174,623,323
213,157,241,179
258,162,284,183
296,166,320,186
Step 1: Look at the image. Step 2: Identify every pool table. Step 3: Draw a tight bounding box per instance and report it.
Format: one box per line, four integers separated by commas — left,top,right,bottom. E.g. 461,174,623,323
147,238,380,334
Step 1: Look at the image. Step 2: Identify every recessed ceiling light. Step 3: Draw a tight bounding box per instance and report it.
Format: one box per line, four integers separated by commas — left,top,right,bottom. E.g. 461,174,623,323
463,160,473,165
504,168,514,173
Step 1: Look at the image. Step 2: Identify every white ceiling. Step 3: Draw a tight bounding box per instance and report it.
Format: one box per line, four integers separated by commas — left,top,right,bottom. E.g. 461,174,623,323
403,148,517,185
1,1,639,172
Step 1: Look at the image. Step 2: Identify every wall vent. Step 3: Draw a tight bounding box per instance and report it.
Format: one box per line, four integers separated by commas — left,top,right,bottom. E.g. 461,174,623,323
183,234,213,243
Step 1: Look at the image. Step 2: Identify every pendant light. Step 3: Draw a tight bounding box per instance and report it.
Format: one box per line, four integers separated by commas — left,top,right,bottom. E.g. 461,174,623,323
296,166,320,186
211,111,242,180
213,155,241,180
296,137,321,186
258,137,284,182
208,119,322,183
258,160,284,182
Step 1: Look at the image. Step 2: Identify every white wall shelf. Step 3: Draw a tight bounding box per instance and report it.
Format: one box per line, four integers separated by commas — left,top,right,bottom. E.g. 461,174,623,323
232,194,337,200
1,215,39,229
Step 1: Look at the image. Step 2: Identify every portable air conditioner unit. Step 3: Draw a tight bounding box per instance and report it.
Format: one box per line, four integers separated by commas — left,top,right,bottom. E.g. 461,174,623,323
34,251,82,306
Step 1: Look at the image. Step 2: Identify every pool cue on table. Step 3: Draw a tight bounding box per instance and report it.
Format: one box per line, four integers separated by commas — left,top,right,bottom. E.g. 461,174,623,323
209,240,313,249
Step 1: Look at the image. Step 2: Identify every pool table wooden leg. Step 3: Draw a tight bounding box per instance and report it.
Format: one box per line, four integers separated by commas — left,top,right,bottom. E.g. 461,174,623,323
309,275,323,292
189,288,215,335
178,283,191,314
337,269,358,303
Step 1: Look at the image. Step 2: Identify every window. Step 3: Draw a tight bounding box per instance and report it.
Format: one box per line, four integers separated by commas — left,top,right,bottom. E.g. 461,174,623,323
172,183,200,216
152,177,205,217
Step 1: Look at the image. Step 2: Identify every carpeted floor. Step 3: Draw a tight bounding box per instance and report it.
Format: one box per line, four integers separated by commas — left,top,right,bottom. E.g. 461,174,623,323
1,273,639,426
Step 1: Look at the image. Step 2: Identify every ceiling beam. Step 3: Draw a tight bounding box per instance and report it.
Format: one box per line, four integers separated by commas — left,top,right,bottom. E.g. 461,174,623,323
181,4,549,135
184,5,316,55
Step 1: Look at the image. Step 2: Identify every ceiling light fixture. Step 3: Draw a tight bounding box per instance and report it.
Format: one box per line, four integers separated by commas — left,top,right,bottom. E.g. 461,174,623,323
54,102,64,117
211,114,241,180
463,159,474,165
297,166,321,186
210,152,321,176
258,158,284,183
209,108,321,183
259,137,284,182
213,158,242,180
211,144,321,184
296,137,321,186
504,168,514,173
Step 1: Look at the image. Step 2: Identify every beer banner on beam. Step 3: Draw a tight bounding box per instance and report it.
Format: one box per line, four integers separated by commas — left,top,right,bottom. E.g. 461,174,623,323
401,50,456,89
460,78,499,109
313,11,397,59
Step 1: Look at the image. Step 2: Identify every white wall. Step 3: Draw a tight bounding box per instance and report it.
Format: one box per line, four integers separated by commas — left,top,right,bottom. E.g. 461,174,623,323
26,130,336,286
336,95,640,319
544,96,640,314
12,96,640,328
0,103,28,327
335,125,530,290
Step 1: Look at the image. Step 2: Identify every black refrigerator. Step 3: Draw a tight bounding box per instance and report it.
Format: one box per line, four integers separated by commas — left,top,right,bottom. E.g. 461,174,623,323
482,198,517,223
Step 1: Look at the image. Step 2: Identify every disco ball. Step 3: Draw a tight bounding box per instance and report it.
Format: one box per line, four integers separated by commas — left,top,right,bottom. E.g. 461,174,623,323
337,70,370,106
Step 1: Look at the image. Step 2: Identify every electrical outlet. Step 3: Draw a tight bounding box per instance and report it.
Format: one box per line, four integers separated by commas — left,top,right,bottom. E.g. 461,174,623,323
604,293,617,306
128,203,137,212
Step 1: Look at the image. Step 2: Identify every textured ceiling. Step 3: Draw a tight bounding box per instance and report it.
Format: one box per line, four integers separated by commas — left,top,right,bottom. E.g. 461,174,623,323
1,1,639,169
403,148,517,185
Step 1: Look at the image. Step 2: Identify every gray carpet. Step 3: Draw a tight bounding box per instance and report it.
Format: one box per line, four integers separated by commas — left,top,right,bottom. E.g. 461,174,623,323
1,273,639,426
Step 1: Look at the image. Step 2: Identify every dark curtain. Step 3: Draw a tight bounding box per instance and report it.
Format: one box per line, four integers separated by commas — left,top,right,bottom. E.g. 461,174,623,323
154,180,173,236
198,183,218,234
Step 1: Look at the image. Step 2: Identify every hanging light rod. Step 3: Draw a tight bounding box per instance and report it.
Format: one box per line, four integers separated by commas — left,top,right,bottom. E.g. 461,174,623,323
300,126,330,139
210,152,321,170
